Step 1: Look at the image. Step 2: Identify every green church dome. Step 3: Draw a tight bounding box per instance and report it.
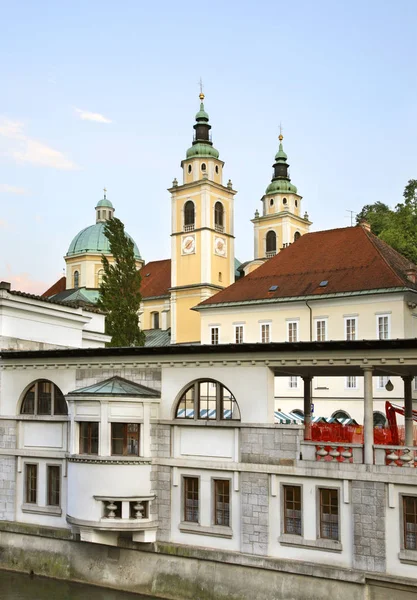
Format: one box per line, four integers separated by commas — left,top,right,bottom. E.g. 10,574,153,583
67,222,141,260
186,142,220,159
96,197,114,209
266,179,298,194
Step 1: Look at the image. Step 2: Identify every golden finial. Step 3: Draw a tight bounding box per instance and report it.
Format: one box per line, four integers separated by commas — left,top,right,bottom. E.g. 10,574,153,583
199,77,205,100
103,187,107,198
279,122,284,142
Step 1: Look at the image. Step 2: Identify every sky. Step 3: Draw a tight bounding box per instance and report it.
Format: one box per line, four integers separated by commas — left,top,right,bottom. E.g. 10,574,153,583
1,0,417,294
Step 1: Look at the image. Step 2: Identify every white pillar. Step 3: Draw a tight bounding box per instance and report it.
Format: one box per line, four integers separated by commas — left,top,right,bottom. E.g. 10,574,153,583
403,376,414,447
363,367,374,465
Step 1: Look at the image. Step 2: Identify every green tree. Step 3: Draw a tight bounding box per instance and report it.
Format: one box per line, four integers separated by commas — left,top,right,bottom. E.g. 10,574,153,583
356,180,417,264
97,217,145,347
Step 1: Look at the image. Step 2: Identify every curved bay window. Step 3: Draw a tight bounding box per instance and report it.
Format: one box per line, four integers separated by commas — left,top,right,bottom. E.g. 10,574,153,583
184,200,195,231
214,201,224,231
266,230,277,257
175,380,240,421
73,270,79,288
20,380,68,416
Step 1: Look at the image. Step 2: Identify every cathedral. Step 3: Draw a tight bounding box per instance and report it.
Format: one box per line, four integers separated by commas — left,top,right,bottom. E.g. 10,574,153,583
44,91,311,345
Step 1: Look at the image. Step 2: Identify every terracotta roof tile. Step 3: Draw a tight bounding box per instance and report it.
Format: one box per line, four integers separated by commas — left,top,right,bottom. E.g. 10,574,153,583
42,276,66,297
198,226,417,307
140,259,171,299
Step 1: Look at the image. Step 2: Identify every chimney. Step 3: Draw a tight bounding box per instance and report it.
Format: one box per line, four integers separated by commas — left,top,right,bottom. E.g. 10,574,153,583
0,281,11,291
359,220,371,232
405,265,417,284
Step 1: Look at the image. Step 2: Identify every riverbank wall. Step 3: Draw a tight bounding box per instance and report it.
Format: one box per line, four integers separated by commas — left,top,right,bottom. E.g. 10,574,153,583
0,522,416,600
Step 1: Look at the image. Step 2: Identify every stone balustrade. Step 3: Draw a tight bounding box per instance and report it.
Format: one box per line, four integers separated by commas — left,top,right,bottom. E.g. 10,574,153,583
300,441,363,463
374,445,417,467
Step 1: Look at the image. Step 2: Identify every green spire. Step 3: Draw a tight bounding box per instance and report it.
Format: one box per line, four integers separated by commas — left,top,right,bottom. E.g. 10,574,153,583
275,141,288,162
186,92,220,160
195,101,209,122
265,133,297,194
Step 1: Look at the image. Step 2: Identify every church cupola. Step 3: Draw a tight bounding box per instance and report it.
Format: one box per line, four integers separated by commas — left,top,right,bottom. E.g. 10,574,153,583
185,92,220,160
265,134,298,195
95,188,115,223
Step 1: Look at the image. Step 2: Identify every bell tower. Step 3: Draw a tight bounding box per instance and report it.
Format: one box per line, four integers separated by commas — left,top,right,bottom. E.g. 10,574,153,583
169,92,237,344
252,132,311,261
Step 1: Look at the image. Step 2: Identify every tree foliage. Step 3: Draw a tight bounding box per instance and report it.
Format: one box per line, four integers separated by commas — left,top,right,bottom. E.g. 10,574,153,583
97,217,145,347
356,180,417,264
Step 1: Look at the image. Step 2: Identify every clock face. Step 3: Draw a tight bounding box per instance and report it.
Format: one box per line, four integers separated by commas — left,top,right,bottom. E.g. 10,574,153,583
214,236,227,257
182,234,196,255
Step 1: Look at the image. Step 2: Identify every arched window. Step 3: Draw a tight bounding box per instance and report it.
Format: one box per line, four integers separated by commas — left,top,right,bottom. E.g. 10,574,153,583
215,165,219,174
174,380,240,421
97,269,104,286
73,270,79,288
152,311,160,329
214,201,224,230
331,410,351,422
20,380,67,416
201,163,206,172
184,201,195,230
283,198,288,205
294,231,301,242
188,164,192,174
373,411,387,428
266,231,277,255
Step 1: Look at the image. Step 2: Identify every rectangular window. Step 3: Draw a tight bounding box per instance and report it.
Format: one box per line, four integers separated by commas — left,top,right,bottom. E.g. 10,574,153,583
345,376,357,389
289,376,298,389
260,323,271,343
111,423,139,456
183,477,199,523
287,321,298,342
404,496,417,550
210,327,219,345
283,485,302,535
214,479,230,526
377,376,389,390
319,488,339,540
234,324,244,344
377,315,390,340
316,319,327,342
79,422,99,455
198,380,217,419
47,465,61,507
345,317,357,341
38,380,52,415
25,464,37,504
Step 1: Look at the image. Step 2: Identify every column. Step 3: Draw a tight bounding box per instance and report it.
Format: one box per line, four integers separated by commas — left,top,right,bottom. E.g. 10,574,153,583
403,375,414,447
302,375,312,441
363,367,374,465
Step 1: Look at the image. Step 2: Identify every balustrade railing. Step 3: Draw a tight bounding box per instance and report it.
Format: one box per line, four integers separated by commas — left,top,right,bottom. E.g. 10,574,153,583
102,498,150,519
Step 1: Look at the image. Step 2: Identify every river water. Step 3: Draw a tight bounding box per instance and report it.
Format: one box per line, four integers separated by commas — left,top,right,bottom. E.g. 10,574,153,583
0,570,161,599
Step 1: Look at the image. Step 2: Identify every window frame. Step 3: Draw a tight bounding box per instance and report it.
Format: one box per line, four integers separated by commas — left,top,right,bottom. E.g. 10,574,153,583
260,322,271,344
25,463,38,505
214,201,224,229
20,380,68,416
73,270,79,288
288,376,298,389
266,230,277,254
283,484,302,536
174,379,240,422
213,478,231,527
315,318,327,342
111,423,140,457
376,313,390,340
210,326,220,345
287,320,299,343
318,487,340,541
79,421,99,455
46,464,61,507
376,375,389,390
344,316,358,341
184,200,195,229
345,375,358,390
183,476,200,524
401,494,417,551
234,324,244,344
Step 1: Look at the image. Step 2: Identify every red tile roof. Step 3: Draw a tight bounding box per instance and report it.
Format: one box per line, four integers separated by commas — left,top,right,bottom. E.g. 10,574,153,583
140,259,171,299
42,276,66,298
198,225,417,307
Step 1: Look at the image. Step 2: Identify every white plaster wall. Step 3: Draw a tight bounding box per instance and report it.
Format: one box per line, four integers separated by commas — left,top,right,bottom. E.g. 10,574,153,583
67,462,152,522
269,475,352,568
172,426,237,461
170,467,240,551
160,365,275,423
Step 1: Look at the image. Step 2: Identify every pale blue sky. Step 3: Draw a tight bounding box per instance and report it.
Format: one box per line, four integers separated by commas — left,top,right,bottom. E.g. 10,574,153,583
1,0,416,293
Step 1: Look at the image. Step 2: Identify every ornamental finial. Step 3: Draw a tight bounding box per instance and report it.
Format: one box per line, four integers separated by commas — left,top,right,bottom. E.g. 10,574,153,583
199,77,205,101
103,187,107,199
279,122,284,142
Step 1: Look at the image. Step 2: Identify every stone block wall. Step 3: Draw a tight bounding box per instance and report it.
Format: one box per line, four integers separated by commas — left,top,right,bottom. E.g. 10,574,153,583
75,367,161,393
150,424,171,458
151,465,171,542
241,473,269,555
240,427,301,465
352,480,386,572
0,420,17,521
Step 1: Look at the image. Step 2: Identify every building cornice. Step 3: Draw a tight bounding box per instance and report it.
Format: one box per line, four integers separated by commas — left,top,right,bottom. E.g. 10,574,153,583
171,227,234,239
168,180,236,195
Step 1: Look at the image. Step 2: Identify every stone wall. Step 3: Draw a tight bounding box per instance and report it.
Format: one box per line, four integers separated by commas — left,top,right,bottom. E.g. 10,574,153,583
241,472,268,555
352,480,386,572
75,367,161,392
0,419,17,521
150,424,171,458
151,465,171,542
240,426,301,465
